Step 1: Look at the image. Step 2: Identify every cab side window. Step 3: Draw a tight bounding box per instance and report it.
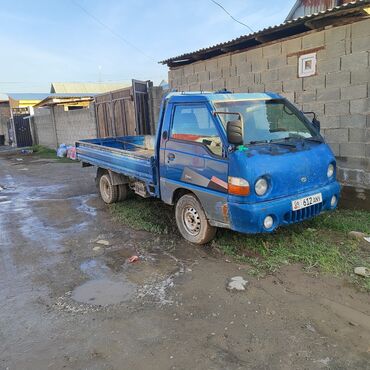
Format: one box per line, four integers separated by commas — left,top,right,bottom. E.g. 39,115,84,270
171,105,222,156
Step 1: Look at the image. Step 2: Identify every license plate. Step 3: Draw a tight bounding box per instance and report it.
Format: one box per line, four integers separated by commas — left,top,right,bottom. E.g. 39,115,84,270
291,193,322,211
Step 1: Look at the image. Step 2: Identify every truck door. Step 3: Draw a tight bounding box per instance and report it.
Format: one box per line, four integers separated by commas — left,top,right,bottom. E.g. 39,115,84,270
161,103,229,225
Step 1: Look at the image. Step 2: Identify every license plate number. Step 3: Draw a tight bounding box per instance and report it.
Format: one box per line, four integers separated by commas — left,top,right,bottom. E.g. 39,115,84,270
291,193,322,211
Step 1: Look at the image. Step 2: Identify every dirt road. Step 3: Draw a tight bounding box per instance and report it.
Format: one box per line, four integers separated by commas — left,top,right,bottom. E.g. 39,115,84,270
0,153,369,370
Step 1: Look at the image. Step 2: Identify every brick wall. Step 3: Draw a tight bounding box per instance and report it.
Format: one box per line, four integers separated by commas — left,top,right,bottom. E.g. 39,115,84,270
168,18,370,196
33,105,97,149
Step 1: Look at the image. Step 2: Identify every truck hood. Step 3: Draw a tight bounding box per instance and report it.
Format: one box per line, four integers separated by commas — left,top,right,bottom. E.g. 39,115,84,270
228,142,336,203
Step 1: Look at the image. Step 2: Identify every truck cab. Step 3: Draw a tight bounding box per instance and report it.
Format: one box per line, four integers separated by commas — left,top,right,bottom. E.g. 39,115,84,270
77,91,340,244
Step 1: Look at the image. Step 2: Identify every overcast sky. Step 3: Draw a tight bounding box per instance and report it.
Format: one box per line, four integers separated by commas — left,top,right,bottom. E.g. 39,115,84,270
0,0,295,96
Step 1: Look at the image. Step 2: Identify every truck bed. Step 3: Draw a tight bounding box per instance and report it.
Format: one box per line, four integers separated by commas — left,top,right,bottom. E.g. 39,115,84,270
76,136,157,185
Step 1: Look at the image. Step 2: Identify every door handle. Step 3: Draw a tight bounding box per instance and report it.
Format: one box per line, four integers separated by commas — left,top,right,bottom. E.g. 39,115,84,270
167,153,175,161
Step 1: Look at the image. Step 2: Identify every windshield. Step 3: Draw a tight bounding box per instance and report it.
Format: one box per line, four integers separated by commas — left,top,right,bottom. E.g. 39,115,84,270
213,99,318,145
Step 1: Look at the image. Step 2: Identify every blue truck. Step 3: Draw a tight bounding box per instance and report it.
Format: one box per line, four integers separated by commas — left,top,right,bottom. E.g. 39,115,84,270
76,91,340,244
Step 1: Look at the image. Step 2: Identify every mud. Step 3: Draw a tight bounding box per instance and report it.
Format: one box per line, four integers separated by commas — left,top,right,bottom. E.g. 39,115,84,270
0,153,369,369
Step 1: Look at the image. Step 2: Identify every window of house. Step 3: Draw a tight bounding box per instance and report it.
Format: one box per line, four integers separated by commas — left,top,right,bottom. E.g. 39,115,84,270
298,53,317,77
171,104,222,156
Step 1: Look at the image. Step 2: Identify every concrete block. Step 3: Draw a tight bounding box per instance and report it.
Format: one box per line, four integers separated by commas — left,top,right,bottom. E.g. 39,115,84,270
350,98,370,114
296,90,316,104
231,52,247,66
200,81,213,91
209,70,222,81
205,59,218,72
340,142,366,158
197,70,210,83
340,114,367,129
326,71,351,88
316,87,340,102
324,128,348,143
352,37,370,53
325,100,349,116
251,58,268,72
254,72,262,84
322,41,346,59
325,25,348,44
328,142,340,156
287,55,298,68
303,102,324,116
317,59,340,74
302,31,324,49
262,42,281,57
261,69,279,83
246,47,262,61
217,55,231,69
341,52,368,71
239,72,255,86
320,116,340,129
283,79,303,92
193,62,205,73
351,69,370,84
248,84,265,93
268,56,286,69
278,65,297,80
237,61,252,75
222,66,237,78
349,128,369,143
352,19,370,38
183,64,194,76
282,37,302,54
225,76,240,91
186,74,198,84
341,84,368,100
264,81,282,93
188,83,201,91
212,79,226,90
303,75,325,90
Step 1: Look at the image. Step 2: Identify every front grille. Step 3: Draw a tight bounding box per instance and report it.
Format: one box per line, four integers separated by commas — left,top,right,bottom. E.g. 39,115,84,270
284,203,323,224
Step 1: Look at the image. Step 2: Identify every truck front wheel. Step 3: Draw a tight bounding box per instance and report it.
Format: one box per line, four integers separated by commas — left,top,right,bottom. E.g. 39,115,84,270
175,194,216,245
99,174,119,204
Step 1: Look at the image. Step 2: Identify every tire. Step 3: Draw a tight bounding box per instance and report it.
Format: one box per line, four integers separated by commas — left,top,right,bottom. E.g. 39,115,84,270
175,194,216,245
99,174,119,204
117,184,128,202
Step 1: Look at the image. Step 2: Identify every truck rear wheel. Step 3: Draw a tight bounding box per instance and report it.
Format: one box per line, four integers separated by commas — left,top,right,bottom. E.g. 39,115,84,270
99,174,119,204
118,184,128,201
175,194,216,245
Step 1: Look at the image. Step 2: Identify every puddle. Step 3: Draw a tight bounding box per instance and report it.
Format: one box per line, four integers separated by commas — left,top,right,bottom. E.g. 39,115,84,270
71,278,136,306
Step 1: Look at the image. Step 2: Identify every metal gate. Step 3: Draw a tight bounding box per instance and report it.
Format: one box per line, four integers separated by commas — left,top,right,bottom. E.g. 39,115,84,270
13,114,33,147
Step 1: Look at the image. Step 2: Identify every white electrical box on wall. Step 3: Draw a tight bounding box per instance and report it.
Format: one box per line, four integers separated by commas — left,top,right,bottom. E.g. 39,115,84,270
298,53,317,77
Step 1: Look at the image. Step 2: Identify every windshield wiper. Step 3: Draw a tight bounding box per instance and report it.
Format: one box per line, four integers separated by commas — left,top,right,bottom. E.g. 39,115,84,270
305,136,323,143
269,137,296,147
248,140,269,145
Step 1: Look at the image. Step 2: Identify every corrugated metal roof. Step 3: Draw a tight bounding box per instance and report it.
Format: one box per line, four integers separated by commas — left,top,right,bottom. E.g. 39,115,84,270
50,82,131,94
160,0,369,66
34,94,95,108
7,93,50,101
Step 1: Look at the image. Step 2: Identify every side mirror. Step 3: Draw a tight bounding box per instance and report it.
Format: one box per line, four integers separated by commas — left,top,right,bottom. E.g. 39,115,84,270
227,119,244,146
312,117,320,133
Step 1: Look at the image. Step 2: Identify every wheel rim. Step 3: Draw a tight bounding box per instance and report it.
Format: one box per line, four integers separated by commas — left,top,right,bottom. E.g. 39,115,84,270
182,206,201,235
100,177,110,201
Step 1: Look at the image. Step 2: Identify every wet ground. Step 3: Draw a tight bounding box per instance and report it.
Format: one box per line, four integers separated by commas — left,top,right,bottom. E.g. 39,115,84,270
0,153,369,370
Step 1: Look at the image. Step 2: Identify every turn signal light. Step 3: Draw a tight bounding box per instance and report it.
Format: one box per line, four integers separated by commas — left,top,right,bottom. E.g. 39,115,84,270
228,177,250,196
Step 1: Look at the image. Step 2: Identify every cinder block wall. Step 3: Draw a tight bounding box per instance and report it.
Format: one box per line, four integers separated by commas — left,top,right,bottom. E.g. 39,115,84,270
54,106,97,145
34,108,56,148
34,105,97,149
168,18,370,199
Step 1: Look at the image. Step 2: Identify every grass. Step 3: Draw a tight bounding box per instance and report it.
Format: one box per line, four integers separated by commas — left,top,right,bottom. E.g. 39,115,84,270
110,196,370,291
30,145,74,163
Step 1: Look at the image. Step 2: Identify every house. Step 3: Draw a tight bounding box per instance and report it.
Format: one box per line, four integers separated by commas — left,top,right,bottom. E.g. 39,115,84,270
160,0,370,209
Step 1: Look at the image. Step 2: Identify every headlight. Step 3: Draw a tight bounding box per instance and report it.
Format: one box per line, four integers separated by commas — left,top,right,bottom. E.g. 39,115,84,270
263,215,274,229
255,178,268,196
327,163,334,178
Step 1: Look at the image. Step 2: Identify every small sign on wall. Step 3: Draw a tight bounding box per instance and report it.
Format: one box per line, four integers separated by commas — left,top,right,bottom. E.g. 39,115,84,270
298,52,317,77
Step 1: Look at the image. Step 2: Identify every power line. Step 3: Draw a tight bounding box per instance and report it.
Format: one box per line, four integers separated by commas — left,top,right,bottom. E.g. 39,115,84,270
70,0,156,62
209,0,254,33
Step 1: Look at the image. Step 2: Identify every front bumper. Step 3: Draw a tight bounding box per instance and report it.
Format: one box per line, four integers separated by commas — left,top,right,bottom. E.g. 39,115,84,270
228,181,340,234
